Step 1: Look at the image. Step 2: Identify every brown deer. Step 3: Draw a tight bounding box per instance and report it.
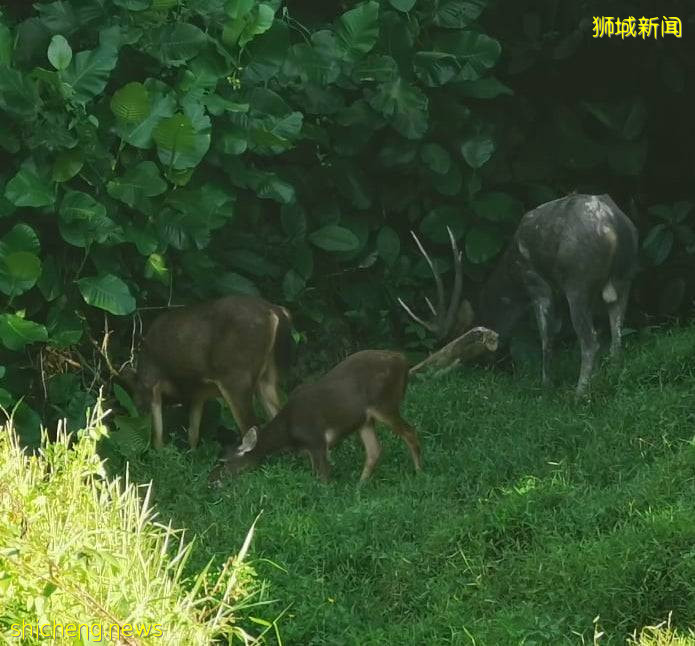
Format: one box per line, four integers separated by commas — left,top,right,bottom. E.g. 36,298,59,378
399,194,639,396
215,350,422,483
128,295,292,449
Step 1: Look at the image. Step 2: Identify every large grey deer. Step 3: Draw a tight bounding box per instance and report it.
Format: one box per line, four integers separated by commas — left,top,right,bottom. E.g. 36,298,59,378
126,295,292,449
399,194,639,396
215,350,422,483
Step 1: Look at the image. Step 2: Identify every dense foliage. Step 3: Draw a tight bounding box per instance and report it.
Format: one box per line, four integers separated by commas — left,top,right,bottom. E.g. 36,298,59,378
1,0,694,439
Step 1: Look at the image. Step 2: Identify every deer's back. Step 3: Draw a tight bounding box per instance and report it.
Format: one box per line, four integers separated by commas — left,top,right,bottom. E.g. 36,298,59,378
284,350,408,434
142,295,279,381
514,194,638,286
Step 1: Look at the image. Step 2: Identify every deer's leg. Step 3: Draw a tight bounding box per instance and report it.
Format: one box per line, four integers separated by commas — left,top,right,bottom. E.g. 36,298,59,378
257,361,281,419
372,409,422,472
358,421,382,481
150,383,164,449
524,271,556,386
607,280,630,359
186,389,208,449
214,374,258,437
566,288,599,397
308,444,330,483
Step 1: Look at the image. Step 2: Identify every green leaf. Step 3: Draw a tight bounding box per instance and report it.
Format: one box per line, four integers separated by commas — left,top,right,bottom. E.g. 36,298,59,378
367,78,428,139
352,54,397,83
59,191,119,247
642,224,673,266
465,224,503,263
283,269,306,301
388,0,416,11
4,167,54,208
0,314,47,351
0,223,40,255
46,305,83,346
47,35,72,70
144,253,170,284
151,23,206,66
110,81,150,122
377,226,400,266
77,274,136,315
0,67,41,118
309,225,360,252
413,52,460,86
336,1,379,61
239,4,275,49
62,44,118,104
421,143,451,174
461,134,495,168
254,173,295,204
215,272,259,296
115,79,176,148
107,161,167,207
434,0,486,28
435,31,501,81
52,150,84,182
153,113,211,169
0,251,41,296
472,192,523,223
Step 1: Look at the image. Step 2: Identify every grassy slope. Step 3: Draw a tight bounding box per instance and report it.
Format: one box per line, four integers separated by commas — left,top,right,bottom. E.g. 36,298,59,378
125,327,695,645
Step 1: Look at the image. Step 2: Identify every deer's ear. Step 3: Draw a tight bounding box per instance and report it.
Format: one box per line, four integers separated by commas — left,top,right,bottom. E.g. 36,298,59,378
237,427,258,455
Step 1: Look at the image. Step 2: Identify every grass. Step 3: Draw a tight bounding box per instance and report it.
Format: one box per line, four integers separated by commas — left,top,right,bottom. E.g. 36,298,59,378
0,407,264,644
117,326,695,643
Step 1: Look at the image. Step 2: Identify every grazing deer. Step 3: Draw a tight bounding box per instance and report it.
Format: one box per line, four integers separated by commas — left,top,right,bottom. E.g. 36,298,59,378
399,194,639,396
127,295,292,449
216,350,422,483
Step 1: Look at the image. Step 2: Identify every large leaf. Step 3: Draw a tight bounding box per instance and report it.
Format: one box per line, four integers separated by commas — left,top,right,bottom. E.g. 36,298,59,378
77,274,136,315
47,34,72,70
434,0,486,28
435,31,501,81
52,150,84,182
239,3,275,49
0,67,41,118
367,78,429,139
413,51,460,86
465,224,503,263
62,44,118,103
420,143,451,174
4,166,55,208
0,314,47,351
150,23,207,66
336,1,379,61
115,79,176,148
110,81,150,122
0,251,41,296
59,191,120,247
461,134,495,168
153,113,211,169
309,225,360,252
459,76,513,98
388,0,416,11
0,22,11,66
642,224,673,266
107,161,167,207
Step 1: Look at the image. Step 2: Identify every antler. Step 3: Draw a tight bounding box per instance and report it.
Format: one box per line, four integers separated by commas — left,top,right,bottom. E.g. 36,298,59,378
398,226,464,341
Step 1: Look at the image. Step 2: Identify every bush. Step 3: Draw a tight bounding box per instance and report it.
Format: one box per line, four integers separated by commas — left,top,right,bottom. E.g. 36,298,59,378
0,402,268,644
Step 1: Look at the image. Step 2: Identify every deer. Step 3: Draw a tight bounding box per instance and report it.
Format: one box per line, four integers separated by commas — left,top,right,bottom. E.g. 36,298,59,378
124,294,293,449
399,193,639,397
213,350,422,483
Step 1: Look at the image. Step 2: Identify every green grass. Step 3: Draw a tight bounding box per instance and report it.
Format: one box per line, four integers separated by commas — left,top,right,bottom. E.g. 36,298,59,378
0,409,263,645
123,326,695,644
